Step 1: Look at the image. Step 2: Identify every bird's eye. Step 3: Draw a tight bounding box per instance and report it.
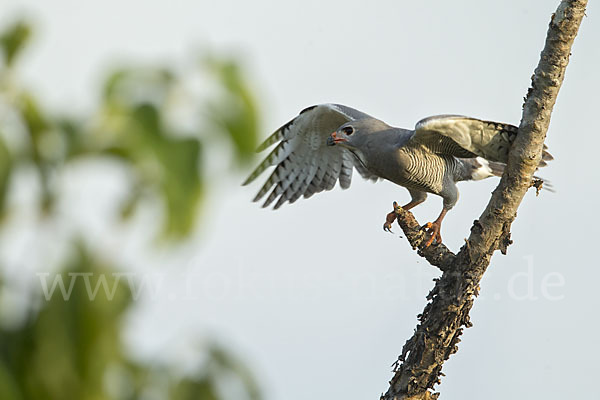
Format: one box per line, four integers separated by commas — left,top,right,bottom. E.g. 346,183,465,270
342,126,354,135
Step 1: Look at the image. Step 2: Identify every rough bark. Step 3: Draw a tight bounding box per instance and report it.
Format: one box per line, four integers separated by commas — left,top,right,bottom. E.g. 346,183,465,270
391,202,456,272
381,2,587,399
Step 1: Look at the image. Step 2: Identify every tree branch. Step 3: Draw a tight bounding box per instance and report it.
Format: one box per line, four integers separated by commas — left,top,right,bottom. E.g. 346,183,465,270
392,202,456,272
381,2,587,399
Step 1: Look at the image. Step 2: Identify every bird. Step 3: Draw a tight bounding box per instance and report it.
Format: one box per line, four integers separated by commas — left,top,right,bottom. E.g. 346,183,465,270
243,104,552,246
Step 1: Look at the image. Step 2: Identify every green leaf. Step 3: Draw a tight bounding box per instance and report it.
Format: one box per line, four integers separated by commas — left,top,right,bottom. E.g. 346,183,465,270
208,345,262,400
18,92,55,213
206,58,259,165
158,137,203,238
102,69,130,102
56,117,87,159
19,92,50,138
0,136,12,221
0,20,31,67
170,377,219,400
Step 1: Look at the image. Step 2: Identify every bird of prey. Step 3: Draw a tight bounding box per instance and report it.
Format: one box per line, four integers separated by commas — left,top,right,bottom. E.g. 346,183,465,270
243,104,552,246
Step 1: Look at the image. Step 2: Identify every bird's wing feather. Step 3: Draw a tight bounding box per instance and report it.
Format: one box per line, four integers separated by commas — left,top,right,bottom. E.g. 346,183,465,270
411,115,518,163
412,115,554,166
243,103,378,208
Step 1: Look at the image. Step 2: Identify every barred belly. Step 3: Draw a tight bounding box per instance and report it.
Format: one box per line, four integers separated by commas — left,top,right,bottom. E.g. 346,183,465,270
390,147,458,196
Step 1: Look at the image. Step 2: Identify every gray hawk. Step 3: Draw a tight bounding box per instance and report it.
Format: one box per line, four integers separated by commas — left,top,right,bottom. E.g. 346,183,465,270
243,104,552,246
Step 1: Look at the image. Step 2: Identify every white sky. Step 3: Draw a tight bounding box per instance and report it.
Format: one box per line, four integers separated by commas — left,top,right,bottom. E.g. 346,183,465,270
2,1,599,399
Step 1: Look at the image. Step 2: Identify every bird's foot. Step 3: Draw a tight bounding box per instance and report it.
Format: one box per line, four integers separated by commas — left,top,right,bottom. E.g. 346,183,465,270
383,201,402,233
421,221,442,247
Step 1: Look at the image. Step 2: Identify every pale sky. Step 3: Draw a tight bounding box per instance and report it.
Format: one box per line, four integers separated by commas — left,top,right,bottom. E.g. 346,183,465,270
1,1,599,399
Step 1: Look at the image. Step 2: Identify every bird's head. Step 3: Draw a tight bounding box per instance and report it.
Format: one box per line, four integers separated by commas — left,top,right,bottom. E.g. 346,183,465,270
326,118,389,149
326,124,356,147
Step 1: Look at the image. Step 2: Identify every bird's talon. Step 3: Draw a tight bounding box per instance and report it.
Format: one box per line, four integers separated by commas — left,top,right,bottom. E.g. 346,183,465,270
383,209,398,234
422,221,442,247
425,236,435,248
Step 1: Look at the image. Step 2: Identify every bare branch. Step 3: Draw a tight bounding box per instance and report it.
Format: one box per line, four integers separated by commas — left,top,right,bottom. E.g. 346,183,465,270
382,1,587,399
391,202,456,271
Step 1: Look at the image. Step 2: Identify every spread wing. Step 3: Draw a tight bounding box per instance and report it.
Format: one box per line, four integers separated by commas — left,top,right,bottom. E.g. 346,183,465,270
243,104,378,209
411,115,553,165
410,115,517,163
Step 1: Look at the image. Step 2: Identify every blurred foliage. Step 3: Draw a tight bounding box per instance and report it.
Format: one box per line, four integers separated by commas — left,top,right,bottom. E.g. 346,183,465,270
0,243,261,400
0,18,261,400
0,19,259,238
0,20,31,67
205,57,260,164
0,244,131,400
96,69,206,238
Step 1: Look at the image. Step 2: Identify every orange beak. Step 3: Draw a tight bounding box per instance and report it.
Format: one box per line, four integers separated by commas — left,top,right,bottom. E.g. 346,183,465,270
328,131,347,145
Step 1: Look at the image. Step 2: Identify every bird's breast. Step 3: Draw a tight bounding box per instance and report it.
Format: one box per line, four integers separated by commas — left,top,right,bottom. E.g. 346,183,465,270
383,146,446,194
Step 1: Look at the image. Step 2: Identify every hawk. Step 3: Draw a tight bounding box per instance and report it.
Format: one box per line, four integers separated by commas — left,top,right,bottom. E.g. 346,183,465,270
244,104,552,246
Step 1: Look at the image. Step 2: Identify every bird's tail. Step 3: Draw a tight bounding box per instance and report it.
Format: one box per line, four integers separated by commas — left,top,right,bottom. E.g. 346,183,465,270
486,160,506,178
470,158,554,192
